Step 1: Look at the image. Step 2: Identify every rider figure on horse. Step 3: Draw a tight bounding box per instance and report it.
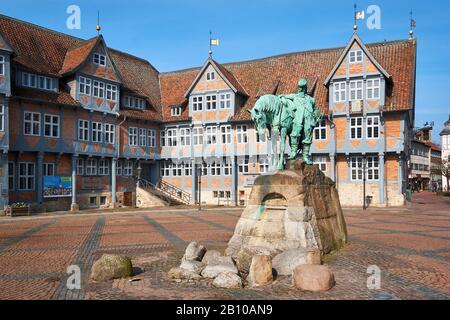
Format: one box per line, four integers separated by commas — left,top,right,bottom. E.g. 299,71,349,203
278,79,322,164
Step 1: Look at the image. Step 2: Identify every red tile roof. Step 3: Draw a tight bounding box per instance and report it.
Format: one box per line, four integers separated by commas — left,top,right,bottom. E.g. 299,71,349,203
0,14,416,125
0,15,162,122
60,37,99,76
160,39,417,122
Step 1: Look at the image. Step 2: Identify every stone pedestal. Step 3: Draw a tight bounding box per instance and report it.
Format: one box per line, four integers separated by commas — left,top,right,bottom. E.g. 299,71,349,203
70,203,79,212
225,160,347,273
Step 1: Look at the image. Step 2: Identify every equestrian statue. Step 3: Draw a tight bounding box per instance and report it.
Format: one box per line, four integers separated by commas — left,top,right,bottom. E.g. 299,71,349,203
248,79,323,170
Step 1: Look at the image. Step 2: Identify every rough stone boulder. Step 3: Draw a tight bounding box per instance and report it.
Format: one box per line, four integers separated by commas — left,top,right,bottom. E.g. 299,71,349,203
183,241,207,262
90,254,133,282
272,248,321,276
201,250,222,264
201,263,238,279
180,260,205,274
168,267,202,280
292,265,335,292
247,255,273,287
226,160,347,272
213,272,243,289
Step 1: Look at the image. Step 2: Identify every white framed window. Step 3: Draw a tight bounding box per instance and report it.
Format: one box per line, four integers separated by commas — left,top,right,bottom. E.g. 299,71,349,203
334,82,346,102
116,160,122,176
313,156,327,173
147,129,156,147
24,111,41,136
78,120,89,141
22,72,55,91
367,79,380,100
44,114,60,138
43,163,55,176
160,162,170,177
98,159,109,176
171,106,182,116
223,162,232,175
8,162,14,190
160,130,166,147
349,49,363,63
238,156,249,173
193,96,203,111
206,126,217,144
206,71,215,81
210,162,221,176
183,163,192,176
221,125,231,144
350,117,363,140
128,127,138,146
167,128,177,147
79,77,92,95
0,56,4,75
106,84,117,101
237,125,248,143
206,95,217,110
92,122,103,143
314,119,327,140
93,53,106,66
220,93,231,109
366,116,380,139
76,158,84,175
259,157,269,173
367,156,379,181
0,105,4,131
350,80,363,101
124,96,146,109
86,159,97,176
350,157,363,181
139,128,147,146
93,80,105,98
180,128,191,146
172,163,182,176
193,127,203,145
18,162,35,191
105,123,115,144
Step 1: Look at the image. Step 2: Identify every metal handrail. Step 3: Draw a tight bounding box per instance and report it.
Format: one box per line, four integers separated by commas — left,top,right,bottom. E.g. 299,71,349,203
138,178,191,204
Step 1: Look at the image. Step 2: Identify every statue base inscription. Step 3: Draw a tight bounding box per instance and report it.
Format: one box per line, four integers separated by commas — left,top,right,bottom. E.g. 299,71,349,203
225,160,348,273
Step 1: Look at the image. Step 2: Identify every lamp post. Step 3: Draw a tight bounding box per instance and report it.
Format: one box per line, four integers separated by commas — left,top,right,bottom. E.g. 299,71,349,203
197,158,204,211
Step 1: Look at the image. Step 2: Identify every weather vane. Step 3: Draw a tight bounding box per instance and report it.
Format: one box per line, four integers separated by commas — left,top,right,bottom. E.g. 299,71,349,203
209,31,219,57
353,3,365,32
409,11,417,39
96,10,101,35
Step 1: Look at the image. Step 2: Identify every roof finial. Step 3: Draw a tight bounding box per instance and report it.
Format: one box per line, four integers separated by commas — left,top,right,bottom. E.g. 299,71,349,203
353,4,358,32
209,31,213,57
96,10,101,35
409,10,416,39
209,31,219,58
353,4,365,33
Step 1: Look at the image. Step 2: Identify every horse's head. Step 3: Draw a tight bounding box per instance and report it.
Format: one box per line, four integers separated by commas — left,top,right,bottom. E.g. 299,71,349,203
247,104,267,136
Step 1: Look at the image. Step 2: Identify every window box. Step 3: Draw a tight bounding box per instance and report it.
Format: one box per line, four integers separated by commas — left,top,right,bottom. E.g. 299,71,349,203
5,203,31,217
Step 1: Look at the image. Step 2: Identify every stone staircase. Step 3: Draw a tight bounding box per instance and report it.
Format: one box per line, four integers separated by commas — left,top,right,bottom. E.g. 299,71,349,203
138,178,191,206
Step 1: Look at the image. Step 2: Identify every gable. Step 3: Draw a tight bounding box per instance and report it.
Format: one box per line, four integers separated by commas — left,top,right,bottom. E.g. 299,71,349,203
191,64,232,94
324,34,391,85
79,40,121,82
0,31,14,53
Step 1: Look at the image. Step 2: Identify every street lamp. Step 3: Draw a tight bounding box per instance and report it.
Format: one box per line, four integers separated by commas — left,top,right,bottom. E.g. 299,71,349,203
197,158,205,211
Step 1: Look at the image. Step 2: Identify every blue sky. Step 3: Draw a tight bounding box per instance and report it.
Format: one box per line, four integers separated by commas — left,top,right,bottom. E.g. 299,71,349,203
1,0,449,143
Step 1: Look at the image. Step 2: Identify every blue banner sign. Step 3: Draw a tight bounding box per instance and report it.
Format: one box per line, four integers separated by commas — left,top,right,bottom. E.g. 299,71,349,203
43,176,72,198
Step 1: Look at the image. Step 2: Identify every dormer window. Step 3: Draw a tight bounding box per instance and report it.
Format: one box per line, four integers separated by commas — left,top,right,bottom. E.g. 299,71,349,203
0,56,4,75
93,53,106,66
349,50,363,63
124,96,146,109
206,71,215,81
20,72,56,91
171,106,182,117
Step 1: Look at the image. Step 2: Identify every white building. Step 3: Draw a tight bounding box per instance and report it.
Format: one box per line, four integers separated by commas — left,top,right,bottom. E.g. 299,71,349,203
440,116,450,191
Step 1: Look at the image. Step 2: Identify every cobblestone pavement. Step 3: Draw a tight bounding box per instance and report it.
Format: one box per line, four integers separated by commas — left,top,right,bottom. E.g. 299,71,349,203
0,192,449,300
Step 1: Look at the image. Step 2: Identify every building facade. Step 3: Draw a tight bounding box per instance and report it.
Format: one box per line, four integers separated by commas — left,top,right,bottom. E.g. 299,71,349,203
0,15,417,212
441,116,450,191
